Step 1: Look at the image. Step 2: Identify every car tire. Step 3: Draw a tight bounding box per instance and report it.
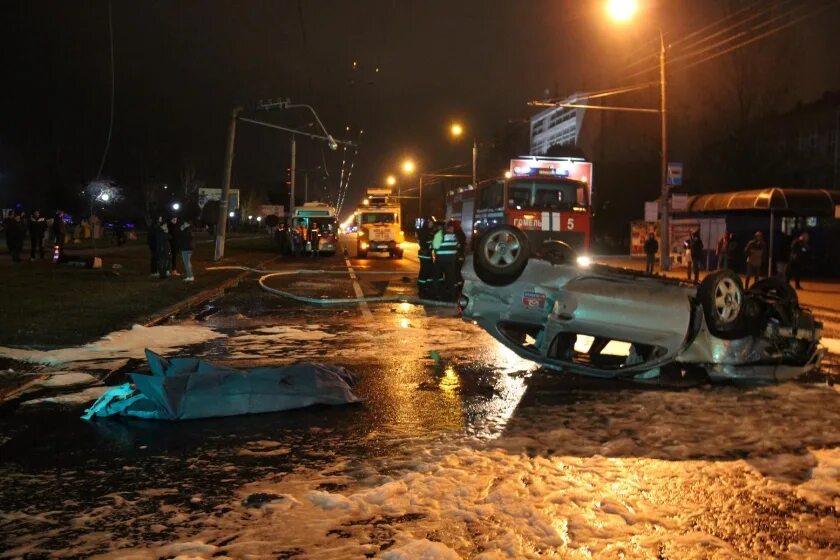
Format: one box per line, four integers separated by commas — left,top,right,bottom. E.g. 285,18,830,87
473,225,530,286
698,269,748,339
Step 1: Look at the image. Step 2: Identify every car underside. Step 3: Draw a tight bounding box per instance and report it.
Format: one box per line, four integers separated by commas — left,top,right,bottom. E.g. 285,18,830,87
459,225,823,383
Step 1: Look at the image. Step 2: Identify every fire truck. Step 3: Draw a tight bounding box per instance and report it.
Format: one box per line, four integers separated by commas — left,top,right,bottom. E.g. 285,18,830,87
353,188,405,259
446,156,593,254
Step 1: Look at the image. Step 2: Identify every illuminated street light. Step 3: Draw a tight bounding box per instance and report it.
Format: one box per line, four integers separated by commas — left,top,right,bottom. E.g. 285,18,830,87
606,0,638,23
100,193,110,202
401,159,416,175
248,215,253,220
172,202,181,211
256,216,262,222
386,175,397,187
449,122,477,186
229,211,235,218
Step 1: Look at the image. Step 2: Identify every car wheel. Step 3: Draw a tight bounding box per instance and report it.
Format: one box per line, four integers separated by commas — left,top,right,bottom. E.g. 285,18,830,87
698,270,747,339
473,225,530,286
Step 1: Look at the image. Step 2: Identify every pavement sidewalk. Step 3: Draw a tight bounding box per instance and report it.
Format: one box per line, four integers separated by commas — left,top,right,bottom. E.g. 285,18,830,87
596,255,840,313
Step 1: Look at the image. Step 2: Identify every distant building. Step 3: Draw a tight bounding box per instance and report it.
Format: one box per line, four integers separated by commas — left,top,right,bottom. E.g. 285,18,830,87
758,91,840,189
529,94,588,155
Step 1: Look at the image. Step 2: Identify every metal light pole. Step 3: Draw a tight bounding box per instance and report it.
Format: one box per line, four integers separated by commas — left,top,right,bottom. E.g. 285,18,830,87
290,135,297,217
215,106,243,261
658,31,670,271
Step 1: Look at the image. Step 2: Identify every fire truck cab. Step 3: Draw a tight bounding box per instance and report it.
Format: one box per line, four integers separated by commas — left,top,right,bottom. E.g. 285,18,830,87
447,156,593,254
354,188,405,259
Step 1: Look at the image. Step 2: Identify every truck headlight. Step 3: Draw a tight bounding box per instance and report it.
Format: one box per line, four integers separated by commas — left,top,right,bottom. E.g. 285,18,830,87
576,255,592,267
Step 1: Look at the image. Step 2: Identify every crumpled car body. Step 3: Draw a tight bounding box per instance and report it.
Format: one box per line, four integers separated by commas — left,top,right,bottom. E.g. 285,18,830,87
459,226,823,383
82,349,361,420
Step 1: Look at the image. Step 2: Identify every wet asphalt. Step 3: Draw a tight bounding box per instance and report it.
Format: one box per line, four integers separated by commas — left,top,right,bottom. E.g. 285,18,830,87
1,249,838,557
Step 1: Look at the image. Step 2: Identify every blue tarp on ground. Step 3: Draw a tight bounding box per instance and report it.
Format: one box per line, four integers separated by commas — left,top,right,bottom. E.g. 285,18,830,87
82,349,361,420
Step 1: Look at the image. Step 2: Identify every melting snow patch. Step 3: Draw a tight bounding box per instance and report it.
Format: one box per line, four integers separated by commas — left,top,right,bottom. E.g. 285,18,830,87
21,386,109,407
381,539,462,560
0,324,225,366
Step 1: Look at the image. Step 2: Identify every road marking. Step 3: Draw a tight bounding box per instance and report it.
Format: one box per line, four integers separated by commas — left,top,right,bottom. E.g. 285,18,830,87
345,258,373,321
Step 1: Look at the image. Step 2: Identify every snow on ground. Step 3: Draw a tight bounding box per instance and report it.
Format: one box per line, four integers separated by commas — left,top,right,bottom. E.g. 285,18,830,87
0,324,225,367
9,382,830,560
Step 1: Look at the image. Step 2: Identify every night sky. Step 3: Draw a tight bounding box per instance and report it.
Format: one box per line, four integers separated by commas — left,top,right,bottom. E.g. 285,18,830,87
2,0,839,219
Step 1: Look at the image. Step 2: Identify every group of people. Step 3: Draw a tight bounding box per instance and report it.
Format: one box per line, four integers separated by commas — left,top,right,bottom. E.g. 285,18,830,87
642,228,811,289
3,209,69,263
416,218,466,302
147,215,194,281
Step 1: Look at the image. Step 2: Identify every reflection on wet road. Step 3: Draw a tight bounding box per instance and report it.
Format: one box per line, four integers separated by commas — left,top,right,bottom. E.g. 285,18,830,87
2,253,840,558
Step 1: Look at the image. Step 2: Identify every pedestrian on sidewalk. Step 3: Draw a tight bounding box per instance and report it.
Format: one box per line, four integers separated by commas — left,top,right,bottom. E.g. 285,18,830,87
175,217,195,282
786,232,809,290
685,230,704,283
168,216,181,276
4,211,26,263
155,217,172,279
643,232,658,274
28,210,46,260
744,231,766,289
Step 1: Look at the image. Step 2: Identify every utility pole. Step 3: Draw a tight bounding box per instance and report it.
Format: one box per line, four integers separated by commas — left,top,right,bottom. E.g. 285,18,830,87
290,135,297,217
304,172,309,202
418,176,423,217
659,31,670,272
214,106,242,261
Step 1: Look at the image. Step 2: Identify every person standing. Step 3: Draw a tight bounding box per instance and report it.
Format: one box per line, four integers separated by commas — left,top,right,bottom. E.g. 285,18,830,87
175,217,195,282
416,217,436,299
436,221,461,301
643,232,658,274
452,220,467,296
744,231,766,289
4,211,25,263
28,210,46,260
786,232,809,290
52,210,67,262
168,216,181,276
155,218,172,279
687,230,704,283
309,220,320,257
717,232,738,271
431,220,445,299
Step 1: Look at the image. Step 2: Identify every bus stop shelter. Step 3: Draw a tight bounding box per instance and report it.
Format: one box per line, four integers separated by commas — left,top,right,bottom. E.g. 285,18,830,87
676,188,840,276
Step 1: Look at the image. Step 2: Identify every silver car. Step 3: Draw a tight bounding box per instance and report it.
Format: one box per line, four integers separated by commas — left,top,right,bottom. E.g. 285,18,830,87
458,225,823,382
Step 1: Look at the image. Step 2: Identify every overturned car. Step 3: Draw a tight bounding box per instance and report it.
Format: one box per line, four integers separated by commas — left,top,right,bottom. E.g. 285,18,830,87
459,225,823,382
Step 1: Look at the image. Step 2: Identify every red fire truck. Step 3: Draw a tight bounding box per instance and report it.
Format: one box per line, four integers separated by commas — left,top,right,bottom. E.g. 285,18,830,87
446,156,593,253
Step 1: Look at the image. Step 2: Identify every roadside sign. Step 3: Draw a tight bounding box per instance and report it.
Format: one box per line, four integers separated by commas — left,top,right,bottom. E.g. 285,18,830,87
671,193,688,211
644,201,658,222
667,162,683,186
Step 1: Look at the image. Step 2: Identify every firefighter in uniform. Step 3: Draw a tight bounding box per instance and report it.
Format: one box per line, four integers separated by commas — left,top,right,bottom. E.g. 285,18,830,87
431,220,445,299
452,219,467,296
436,221,461,301
416,217,436,299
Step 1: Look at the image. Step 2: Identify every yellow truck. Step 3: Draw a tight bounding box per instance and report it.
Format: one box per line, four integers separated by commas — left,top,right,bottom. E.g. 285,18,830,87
354,188,404,259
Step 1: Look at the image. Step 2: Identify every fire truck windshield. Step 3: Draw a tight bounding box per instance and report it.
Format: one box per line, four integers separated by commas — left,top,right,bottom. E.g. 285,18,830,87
360,212,397,224
507,178,586,211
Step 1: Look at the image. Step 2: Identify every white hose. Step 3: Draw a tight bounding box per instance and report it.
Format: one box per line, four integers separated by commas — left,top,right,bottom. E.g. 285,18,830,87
207,266,456,307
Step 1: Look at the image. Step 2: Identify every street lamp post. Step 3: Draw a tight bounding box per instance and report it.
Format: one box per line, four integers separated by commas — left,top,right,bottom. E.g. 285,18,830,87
604,0,670,270
658,30,670,271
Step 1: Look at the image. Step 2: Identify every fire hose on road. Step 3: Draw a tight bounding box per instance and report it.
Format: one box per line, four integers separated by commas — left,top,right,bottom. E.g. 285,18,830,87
207,266,457,307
